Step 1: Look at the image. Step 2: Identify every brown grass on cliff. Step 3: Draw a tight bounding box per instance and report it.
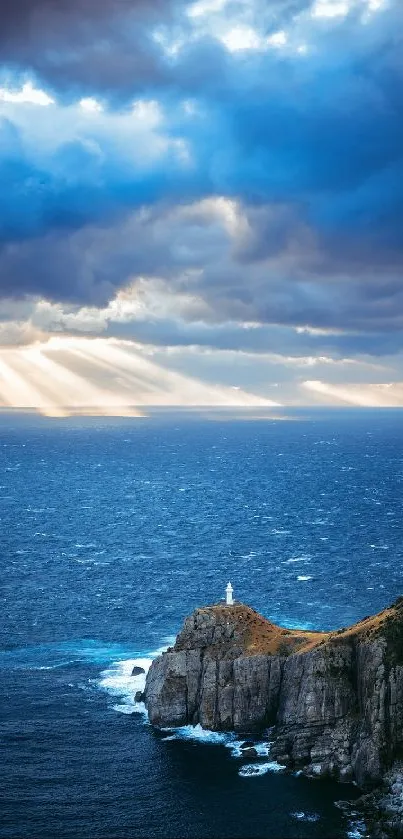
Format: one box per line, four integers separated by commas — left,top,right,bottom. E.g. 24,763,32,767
329,596,403,663
199,596,403,658
201,603,328,656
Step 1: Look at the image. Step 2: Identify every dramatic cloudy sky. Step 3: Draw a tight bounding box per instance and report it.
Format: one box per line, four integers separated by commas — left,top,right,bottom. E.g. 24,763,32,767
0,0,402,412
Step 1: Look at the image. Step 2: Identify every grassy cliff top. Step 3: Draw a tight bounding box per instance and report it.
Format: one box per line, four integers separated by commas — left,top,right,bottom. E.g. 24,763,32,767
179,597,403,658
332,595,403,663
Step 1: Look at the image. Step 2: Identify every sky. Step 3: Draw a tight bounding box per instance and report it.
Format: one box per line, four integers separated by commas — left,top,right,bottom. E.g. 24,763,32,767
0,0,402,413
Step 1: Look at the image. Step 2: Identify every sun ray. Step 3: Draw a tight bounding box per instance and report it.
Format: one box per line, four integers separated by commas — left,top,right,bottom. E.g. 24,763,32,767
0,337,276,415
47,337,279,406
303,380,403,407
0,355,67,415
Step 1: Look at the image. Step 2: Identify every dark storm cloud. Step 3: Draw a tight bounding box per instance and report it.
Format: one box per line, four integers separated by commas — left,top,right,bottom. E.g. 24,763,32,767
0,0,182,99
0,0,315,99
6,199,403,360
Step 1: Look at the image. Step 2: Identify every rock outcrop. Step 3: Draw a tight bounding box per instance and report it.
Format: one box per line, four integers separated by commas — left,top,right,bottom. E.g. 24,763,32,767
144,597,403,789
349,763,403,837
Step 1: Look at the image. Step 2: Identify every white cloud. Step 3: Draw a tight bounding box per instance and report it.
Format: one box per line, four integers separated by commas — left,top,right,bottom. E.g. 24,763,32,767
364,0,386,10
295,325,346,336
267,30,288,47
132,98,163,127
187,0,229,18
0,93,188,173
152,28,186,58
360,0,387,22
182,99,198,116
79,97,103,112
221,25,263,52
311,0,350,18
272,354,381,368
179,196,249,238
0,81,54,106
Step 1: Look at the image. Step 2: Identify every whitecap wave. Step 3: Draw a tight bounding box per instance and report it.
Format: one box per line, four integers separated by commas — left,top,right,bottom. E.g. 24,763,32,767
239,761,285,777
97,637,175,715
228,741,272,758
161,723,236,748
283,555,311,564
161,725,284,775
98,657,151,715
161,723,285,775
290,811,320,823
98,646,285,778
254,742,272,756
346,818,367,838
75,542,98,548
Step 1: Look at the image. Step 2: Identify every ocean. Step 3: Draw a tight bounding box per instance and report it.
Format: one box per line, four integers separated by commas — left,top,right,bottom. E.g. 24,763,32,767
1,408,402,838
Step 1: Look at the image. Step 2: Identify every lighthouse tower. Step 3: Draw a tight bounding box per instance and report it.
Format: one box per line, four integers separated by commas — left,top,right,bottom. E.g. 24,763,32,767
225,582,234,605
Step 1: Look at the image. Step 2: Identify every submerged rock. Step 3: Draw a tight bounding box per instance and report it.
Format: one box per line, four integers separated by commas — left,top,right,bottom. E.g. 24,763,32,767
144,597,403,790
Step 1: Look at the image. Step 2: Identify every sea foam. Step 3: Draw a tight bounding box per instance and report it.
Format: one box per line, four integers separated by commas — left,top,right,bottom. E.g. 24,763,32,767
290,811,320,822
159,723,285,775
346,819,367,838
98,646,285,775
98,657,151,715
283,554,312,564
161,723,236,747
97,638,175,715
239,761,285,777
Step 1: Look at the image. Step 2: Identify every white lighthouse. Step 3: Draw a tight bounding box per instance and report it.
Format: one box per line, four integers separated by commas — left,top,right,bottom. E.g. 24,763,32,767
225,582,234,605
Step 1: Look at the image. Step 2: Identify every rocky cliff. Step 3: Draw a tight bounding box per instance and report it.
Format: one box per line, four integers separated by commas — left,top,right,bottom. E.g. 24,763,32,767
144,598,403,788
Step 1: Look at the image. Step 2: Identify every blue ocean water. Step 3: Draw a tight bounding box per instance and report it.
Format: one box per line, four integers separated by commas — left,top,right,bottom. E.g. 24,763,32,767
1,408,402,838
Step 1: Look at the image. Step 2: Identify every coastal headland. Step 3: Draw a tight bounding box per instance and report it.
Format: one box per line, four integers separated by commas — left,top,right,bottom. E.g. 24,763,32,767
144,597,403,835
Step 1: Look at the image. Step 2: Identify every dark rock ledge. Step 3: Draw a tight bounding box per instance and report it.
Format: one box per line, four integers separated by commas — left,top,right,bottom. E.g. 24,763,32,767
144,597,403,836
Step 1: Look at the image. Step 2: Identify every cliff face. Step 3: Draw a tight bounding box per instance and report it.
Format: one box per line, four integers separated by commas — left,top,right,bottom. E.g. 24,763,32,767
144,599,403,787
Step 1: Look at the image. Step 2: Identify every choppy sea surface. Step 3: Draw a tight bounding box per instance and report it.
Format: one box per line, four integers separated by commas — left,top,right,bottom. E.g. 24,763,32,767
1,407,402,839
